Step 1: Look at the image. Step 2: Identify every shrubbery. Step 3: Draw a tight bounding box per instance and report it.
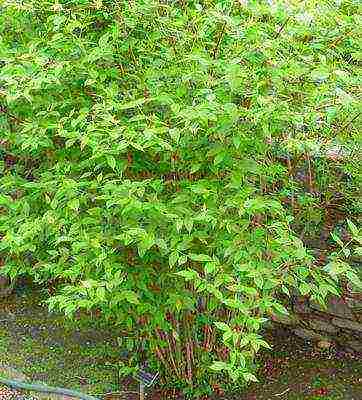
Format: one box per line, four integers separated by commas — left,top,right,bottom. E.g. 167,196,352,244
0,0,360,397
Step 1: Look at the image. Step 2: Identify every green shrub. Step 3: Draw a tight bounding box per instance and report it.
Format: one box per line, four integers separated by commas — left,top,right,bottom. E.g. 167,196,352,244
0,0,360,397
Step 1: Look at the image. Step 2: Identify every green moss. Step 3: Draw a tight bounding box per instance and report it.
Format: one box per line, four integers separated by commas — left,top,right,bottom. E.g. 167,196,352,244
0,294,119,395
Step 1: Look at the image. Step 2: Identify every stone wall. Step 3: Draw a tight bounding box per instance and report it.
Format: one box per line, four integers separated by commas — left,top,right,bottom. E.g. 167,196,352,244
272,293,362,353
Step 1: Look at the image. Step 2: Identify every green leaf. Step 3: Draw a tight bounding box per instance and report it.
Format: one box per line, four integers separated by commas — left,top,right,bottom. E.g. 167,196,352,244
214,321,230,331
223,330,233,342
189,254,213,262
281,286,290,296
232,135,241,149
347,219,359,238
184,219,193,233
175,220,183,233
204,262,218,275
0,195,12,207
169,252,179,268
299,283,311,296
138,233,155,256
67,198,80,212
178,255,188,265
346,271,362,289
243,373,258,382
239,286,258,296
273,303,289,315
122,290,139,304
214,152,225,165
229,369,240,381
331,232,344,247
106,155,116,170
209,361,227,371
254,276,264,289
119,98,148,110
176,269,199,281
320,284,339,296
258,339,272,349
96,286,106,301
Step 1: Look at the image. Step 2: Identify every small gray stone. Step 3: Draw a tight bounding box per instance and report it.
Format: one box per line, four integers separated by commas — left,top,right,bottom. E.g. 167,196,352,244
292,328,325,341
331,318,362,332
308,319,339,334
317,340,333,349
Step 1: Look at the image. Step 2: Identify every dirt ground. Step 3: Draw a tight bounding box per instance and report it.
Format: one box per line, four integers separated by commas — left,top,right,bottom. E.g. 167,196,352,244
238,328,361,400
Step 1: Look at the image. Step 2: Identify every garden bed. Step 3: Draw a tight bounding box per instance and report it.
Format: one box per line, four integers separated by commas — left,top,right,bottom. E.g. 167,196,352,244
0,290,361,400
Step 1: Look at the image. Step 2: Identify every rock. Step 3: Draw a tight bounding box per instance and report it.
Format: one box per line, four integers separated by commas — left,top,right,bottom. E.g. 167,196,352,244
346,297,362,311
310,297,354,319
331,318,362,332
346,340,362,353
292,328,325,341
0,276,13,298
317,340,332,349
308,319,339,334
0,365,28,382
271,313,299,326
294,299,310,314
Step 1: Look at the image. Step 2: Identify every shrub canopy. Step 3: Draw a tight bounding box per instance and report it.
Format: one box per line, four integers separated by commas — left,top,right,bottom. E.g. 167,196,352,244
0,0,360,397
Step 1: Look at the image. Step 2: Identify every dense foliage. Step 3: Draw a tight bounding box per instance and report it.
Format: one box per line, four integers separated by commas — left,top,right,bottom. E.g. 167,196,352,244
0,0,361,397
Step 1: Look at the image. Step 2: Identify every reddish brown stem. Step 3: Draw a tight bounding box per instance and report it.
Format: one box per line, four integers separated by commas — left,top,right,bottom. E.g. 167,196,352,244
212,22,227,59
306,153,314,193
286,156,295,212
185,341,193,384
